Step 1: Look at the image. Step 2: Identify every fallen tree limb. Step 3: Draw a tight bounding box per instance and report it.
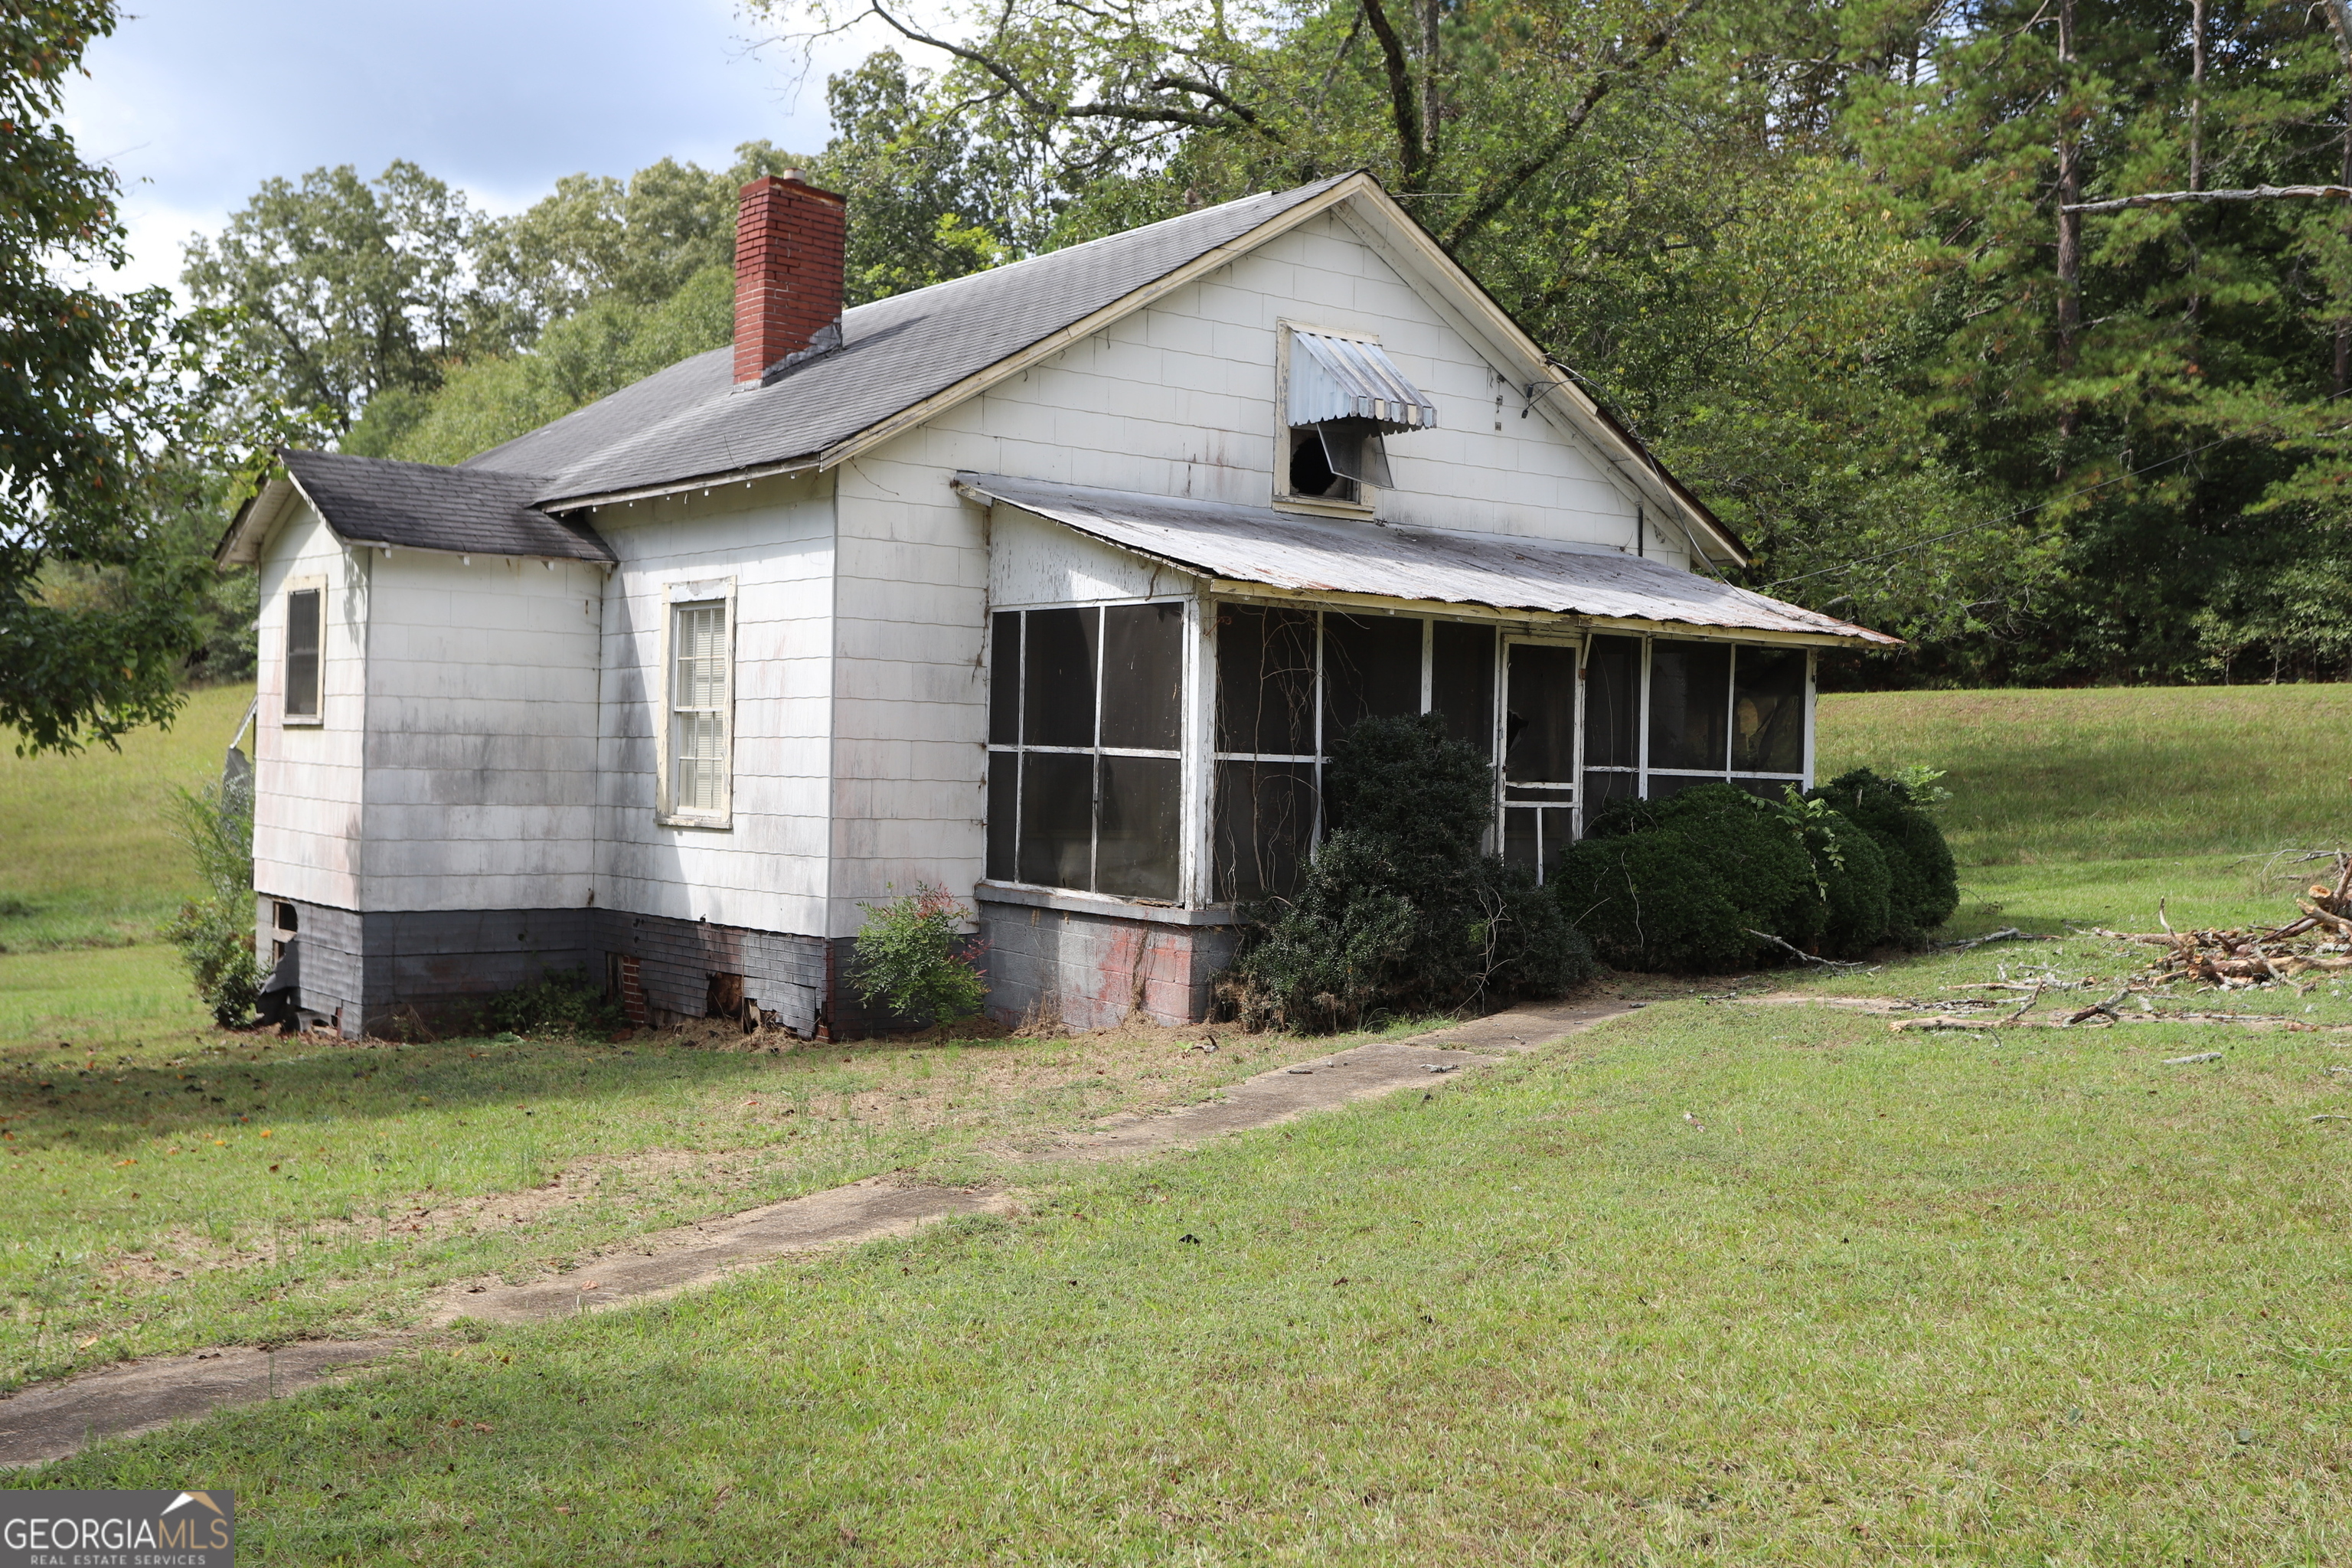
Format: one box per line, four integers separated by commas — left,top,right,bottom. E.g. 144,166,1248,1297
1747,930,1868,969
1942,926,2043,952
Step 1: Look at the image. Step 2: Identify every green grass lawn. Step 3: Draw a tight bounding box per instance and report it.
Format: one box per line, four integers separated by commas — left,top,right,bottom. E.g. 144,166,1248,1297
8,681,2352,1560
1815,683,2352,865
0,682,254,953
41,1002,2352,1563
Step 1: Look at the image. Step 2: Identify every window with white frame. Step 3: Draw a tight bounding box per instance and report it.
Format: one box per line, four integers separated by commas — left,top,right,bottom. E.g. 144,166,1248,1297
986,603,1187,900
283,583,323,721
666,598,732,821
1214,603,1498,902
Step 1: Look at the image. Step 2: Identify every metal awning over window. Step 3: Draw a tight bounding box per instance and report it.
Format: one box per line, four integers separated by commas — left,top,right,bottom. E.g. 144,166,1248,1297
1287,332,1437,433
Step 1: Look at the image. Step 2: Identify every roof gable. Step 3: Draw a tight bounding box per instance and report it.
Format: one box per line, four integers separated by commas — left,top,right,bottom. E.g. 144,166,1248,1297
217,451,615,567
468,178,1353,508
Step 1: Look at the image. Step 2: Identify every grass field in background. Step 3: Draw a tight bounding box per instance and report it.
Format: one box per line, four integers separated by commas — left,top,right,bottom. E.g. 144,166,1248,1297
1815,684,2352,865
44,1003,2352,1564
0,683,254,954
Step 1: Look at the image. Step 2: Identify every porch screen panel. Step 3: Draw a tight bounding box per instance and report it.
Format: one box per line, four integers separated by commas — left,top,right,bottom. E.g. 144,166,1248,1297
1732,647,1807,782
988,602,1185,897
1214,762,1317,903
1429,621,1496,756
1648,641,1730,776
1580,634,1639,828
1502,642,1579,881
1017,752,1094,889
1323,613,1422,733
1097,756,1181,899
1215,605,1317,756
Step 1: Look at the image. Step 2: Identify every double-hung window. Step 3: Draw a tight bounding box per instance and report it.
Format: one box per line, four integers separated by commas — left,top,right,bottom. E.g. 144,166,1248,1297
662,593,733,825
283,580,324,723
987,603,1186,900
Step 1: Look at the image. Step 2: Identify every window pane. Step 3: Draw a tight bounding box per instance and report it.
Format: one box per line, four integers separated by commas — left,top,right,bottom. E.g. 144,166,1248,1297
674,712,727,812
986,751,1018,881
1214,760,1316,902
1097,756,1181,900
989,612,1021,746
1215,604,1317,756
1323,612,1421,735
1732,776,1793,801
285,589,321,717
1582,634,1640,768
1018,752,1093,889
1644,772,1717,802
1732,647,1807,774
1430,621,1494,756
1099,603,1184,751
1648,640,1730,773
674,603,727,709
1023,607,1097,748
1504,643,1579,783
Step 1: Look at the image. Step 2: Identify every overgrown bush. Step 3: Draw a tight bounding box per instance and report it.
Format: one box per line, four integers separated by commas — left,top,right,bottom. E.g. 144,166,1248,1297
1554,785,1824,972
164,762,260,1026
1808,768,1959,942
851,884,988,1027
478,969,624,1037
1221,714,1594,1032
1555,773,1958,972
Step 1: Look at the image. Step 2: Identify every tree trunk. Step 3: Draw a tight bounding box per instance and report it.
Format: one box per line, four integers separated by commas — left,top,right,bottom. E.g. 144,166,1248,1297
2056,0,2082,441
1418,0,1442,178
2189,0,2204,194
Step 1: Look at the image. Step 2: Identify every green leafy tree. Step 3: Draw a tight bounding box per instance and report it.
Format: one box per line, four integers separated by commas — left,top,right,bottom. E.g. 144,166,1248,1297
182,162,485,433
1,2,262,754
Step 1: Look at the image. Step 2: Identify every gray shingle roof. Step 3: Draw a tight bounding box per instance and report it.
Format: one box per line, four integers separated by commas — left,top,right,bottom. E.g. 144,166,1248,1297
282,450,614,563
464,178,1351,506
955,473,1899,646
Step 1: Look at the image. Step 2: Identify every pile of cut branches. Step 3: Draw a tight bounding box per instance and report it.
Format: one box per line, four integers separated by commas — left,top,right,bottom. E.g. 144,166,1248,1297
2085,852,2352,990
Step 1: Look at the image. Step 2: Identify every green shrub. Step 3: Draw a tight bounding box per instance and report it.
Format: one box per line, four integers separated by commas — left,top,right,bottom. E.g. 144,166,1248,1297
851,884,988,1027
1222,714,1595,1032
1808,768,1960,941
1555,784,1823,972
162,896,261,1027
164,766,259,1026
478,969,624,1037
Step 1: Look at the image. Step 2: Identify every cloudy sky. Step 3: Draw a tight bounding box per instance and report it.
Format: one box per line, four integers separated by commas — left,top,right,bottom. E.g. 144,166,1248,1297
62,0,889,295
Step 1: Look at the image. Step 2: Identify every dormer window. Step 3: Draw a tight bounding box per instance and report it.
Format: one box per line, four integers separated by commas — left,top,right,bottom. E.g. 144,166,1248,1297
1279,327,1436,508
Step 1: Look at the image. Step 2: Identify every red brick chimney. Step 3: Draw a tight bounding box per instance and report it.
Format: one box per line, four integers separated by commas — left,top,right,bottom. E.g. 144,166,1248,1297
733,172,847,387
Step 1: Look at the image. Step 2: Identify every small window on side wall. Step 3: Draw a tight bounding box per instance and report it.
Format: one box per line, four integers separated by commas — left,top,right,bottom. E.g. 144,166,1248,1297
663,596,733,825
283,584,323,721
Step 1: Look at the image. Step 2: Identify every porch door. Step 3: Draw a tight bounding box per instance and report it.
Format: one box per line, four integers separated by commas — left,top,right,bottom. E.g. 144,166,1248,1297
1501,639,1580,883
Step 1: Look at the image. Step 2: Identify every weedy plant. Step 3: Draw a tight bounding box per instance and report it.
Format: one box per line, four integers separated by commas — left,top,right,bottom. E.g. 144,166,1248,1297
851,884,988,1028
162,758,260,1026
477,969,626,1038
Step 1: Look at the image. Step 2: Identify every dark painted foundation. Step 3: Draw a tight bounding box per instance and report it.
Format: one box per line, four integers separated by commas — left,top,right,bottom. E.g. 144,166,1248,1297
257,897,825,1040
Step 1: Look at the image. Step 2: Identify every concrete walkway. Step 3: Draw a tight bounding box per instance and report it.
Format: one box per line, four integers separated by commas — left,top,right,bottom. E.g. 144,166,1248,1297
0,997,1632,1468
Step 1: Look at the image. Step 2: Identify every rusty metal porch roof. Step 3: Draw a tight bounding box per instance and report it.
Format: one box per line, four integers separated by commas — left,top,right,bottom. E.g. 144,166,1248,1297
954,473,1897,646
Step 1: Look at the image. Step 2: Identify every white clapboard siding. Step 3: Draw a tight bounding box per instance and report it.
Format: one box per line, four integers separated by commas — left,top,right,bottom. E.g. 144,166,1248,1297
358,550,605,911
253,505,369,912
586,469,835,937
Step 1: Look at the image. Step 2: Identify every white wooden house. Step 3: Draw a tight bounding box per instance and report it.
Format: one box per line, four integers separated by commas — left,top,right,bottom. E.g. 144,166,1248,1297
217,171,1896,1037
